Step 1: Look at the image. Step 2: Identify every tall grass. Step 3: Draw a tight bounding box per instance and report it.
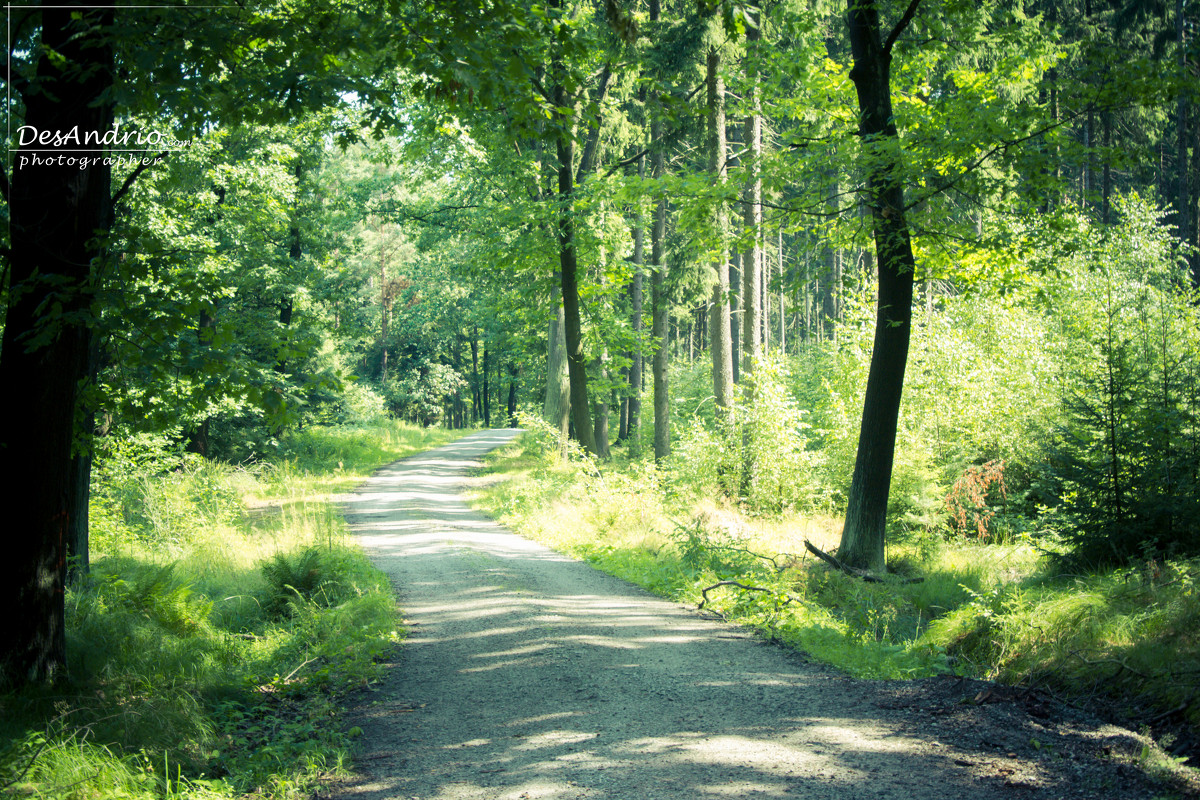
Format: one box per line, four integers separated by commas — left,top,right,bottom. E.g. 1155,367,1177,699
1,420,466,800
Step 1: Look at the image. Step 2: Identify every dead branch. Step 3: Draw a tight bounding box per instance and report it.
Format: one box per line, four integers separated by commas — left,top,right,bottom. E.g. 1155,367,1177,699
698,580,805,613
803,540,923,584
699,580,771,608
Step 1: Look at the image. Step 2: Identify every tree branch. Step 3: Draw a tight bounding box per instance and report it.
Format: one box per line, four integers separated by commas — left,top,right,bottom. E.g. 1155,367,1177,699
804,539,923,583
110,151,169,211
883,0,922,55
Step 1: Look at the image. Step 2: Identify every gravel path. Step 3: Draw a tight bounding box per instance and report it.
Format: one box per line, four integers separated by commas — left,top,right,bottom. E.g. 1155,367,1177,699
329,429,1170,800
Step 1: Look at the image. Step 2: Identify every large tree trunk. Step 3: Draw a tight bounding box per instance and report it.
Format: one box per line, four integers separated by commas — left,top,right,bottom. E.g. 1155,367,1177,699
556,124,599,455
0,4,113,686
591,356,612,458
543,277,571,440
707,45,735,413
836,0,920,573
549,0,599,456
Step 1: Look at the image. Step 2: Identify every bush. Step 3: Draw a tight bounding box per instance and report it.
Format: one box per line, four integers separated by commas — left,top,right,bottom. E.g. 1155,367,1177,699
669,358,826,515
1039,199,1200,567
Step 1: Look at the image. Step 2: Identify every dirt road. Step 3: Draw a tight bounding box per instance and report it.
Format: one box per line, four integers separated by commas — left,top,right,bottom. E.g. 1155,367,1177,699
331,429,1165,800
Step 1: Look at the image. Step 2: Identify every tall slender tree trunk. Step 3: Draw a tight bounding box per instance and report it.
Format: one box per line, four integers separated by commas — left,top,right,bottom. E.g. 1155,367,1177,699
483,346,492,426
837,0,921,573
628,162,645,455
741,7,763,378
650,0,670,463
707,44,735,412
0,4,113,686
778,229,786,353
731,257,741,385
507,363,519,427
471,327,482,422
1177,0,1195,284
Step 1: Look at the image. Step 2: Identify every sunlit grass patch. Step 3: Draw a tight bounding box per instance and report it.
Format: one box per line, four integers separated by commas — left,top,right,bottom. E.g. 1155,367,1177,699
0,420,454,800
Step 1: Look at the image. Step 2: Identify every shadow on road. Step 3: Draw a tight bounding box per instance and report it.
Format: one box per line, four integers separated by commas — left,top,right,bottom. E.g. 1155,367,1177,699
333,429,1133,800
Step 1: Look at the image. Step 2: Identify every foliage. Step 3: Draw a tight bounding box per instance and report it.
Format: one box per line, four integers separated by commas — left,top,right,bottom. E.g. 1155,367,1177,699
1038,199,1200,567
384,363,468,427
668,358,826,515
0,421,461,800
944,460,1008,541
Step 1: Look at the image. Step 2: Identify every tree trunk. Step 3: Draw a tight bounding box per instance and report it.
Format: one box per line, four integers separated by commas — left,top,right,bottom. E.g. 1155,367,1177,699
507,363,519,427
558,139,599,455
471,327,481,422
778,229,786,353
591,357,611,458
628,172,645,454
552,61,599,455
543,277,571,440
1177,0,1195,284
650,0,670,463
837,0,920,573
0,4,113,686
731,257,741,385
483,346,491,426
707,44,735,412
742,6,763,377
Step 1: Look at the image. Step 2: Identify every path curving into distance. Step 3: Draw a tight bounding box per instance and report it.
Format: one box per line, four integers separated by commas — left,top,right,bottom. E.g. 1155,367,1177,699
330,429,1158,800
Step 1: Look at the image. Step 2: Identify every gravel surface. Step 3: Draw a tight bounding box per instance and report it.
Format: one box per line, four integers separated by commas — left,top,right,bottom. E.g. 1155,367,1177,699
328,429,1173,800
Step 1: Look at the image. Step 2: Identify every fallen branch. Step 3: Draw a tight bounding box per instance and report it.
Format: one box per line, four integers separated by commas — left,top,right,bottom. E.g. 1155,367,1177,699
699,580,772,609
698,580,804,611
803,540,923,584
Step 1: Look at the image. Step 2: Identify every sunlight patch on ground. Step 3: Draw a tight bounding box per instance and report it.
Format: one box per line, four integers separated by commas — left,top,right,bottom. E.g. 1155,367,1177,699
506,711,585,727
513,730,599,751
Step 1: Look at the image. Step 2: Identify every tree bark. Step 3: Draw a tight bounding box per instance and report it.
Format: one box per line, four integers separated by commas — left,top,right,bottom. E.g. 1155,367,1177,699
543,277,571,440
507,363,519,427
837,0,921,573
650,0,671,463
0,4,113,686
483,346,491,426
628,166,645,454
1177,0,1195,284
471,326,482,422
550,0,600,455
557,124,599,455
741,6,763,377
591,357,612,458
707,44,735,413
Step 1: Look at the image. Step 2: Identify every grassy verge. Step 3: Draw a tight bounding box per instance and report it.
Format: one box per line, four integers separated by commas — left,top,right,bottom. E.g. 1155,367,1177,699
471,431,1200,759
0,421,467,800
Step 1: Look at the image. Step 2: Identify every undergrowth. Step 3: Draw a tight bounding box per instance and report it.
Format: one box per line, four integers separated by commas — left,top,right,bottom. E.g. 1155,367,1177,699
0,420,465,800
472,426,1200,752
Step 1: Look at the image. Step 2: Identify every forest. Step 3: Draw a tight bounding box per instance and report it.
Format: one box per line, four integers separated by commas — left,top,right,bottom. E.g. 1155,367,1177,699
2,0,1200,796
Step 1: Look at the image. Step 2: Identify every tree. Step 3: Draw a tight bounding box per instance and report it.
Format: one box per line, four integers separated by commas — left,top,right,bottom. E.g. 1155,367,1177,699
1,5,114,684
835,0,922,572
705,20,735,413
0,0,406,687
